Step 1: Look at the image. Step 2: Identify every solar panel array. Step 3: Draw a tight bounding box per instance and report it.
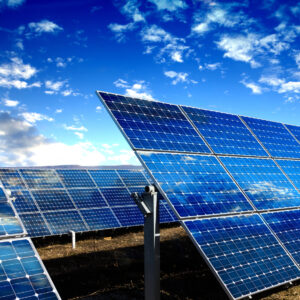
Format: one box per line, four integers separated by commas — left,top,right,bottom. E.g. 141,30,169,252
0,168,176,237
98,91,300,300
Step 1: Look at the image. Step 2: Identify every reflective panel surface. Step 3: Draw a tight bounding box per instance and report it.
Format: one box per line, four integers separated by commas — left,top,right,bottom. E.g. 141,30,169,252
182,106,268,156
241,117,300,158
286,124,300,143
88,170,124,187
185,215,300,299
56,170,95,188
276,159,300,191
220,157,300,210
139,152,254,218
98,92,211,153
0,169,26,190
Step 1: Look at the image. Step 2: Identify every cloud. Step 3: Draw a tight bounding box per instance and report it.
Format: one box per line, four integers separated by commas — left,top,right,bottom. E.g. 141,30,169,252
141,25,173,43
200,62,221,71
241,80,262,94
1,0,25,8
164,70,191,85
28,20,63,34
0,57,40,89
63,125,88,132
96,106,102,112
278,81,300,93
74,132,84,139
122,0,145,22
148,0,187,12
45,80,65,91
295,53,300,69
55,109,62,114
20,112,54,124
108,22,136,42
2,99,19,107
114,78,129,88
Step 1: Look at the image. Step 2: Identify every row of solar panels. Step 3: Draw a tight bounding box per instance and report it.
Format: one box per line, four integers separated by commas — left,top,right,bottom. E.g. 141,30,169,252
0,168,176,237
99,91,300,159
98,91,300,300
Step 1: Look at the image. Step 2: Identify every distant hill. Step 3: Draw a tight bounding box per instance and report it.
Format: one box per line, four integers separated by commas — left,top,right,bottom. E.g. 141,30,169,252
4,165,144,170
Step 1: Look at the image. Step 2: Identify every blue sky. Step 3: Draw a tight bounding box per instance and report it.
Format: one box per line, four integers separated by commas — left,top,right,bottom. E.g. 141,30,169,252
0,0,299,167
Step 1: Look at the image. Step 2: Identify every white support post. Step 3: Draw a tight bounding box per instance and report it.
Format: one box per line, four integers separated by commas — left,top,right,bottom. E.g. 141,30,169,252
70,231,76,249
131,185,160,300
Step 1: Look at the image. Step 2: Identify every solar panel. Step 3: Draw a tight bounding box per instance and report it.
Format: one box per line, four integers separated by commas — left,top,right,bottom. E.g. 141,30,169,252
20,213,51,237
0,237,60,299
0,188,25,238
56,170,95,188
100,187,136,207
68,188,107,209
220,157,300,210
241,116,300,158
117,169,149,186
262,209,300,265
88,170,124,187
112,206,145,227
184,214,300,299
285,124,300,143
138,151,254,218
0,169,26,190
10,190,38,213
98,91,211,154
181,106,268,156
20,169,63,189
276,159,300,191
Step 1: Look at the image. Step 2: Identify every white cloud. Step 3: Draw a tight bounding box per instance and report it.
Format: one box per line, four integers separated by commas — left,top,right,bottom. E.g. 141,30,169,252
192,22,210,35
171,51,183,62
0,78,41,89
63,125,88,132
55,109,63,114
61,89,72,96
28,20,63,34
108,22,136,42
241,81,262,94
114,78,129,88
21,112,54,124
141,25,173,43
122,0,145,22
259,76,284,87
148,0,187,12
3,99,19,107
2,0,25,8
295,53,300,69
164,70,190,85
204,62,221,70
278,81,300,93
0,57,37,79
96,106,102,112
45,80,65,91
74,132,84,139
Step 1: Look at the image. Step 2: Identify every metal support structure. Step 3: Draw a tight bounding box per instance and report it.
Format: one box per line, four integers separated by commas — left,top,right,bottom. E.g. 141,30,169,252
131,185,160,300
70,231,76,249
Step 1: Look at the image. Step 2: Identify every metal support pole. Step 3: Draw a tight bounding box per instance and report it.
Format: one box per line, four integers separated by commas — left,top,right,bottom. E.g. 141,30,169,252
131,185,160,300
70,231,76,249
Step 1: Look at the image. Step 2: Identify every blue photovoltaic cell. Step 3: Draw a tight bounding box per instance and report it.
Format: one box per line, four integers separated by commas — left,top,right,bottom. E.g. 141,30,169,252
241,116,300,158
276,159,300,191
117,169,148,186
44,210,87,234
0,238,59,299
285,124,300,143
11,190,38,213
56,170,95,188
182,106,268,156
112,206,144,227
68,188,107,209
263,210,300,265
19,213,51,237
98,92,211,154
184,214,300,299
0,169,26,190
88,170,124,187
32,190,75,211
80,208,120,230
20,169,63,189
139,152,253,218
0,188,24,237
100,187,136,207
220,157,300,210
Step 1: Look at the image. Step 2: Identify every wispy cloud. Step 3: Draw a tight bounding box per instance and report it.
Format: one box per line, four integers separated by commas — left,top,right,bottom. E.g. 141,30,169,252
28,19,63,34
148,0,187,12
21,112,54,124
1,0,25,8
45,80,65,91
63,125,88,132
2,99,19,107
164,70,195,85
241,80,262,94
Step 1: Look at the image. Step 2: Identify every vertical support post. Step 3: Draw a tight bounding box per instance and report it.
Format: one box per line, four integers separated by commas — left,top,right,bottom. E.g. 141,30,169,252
70,231,76,249
143,186,160,300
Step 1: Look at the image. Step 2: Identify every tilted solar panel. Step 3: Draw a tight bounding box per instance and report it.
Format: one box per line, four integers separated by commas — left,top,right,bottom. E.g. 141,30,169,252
285,124,300,143
262,210,300,266
68,188,107,209
241,116,300,159
184,214,300,299
88,170,124,187
138,152,254,218
117,169,149,186
0,169,26,191
220,157,300,210
99,91,211,154
276,159,300,191
181,106,268,156
0,237,60,299
56,170,95,188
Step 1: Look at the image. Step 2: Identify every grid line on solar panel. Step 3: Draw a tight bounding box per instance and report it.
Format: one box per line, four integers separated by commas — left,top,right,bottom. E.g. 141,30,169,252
184,214,300,300
285,124,300,144
275,159,300,192
0,237,60,299
220,156,300,210
56,169,96,188
181,106,268,157
19,169,63,189
117,169,149,187
18,212,51,237
262,209,300,266
98,91,211,154
87,169,125,187
138,151,254,219
241,116,300,159
0,169,26,190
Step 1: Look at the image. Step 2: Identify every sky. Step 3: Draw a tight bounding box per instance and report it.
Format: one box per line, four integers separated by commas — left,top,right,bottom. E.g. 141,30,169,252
0,0,299,167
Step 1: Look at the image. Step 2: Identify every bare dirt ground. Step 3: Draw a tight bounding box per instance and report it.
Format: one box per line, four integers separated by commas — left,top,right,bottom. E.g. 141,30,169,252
34,225,300,300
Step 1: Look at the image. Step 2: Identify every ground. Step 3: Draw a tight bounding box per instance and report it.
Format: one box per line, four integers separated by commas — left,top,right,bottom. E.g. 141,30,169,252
34,225,300,300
